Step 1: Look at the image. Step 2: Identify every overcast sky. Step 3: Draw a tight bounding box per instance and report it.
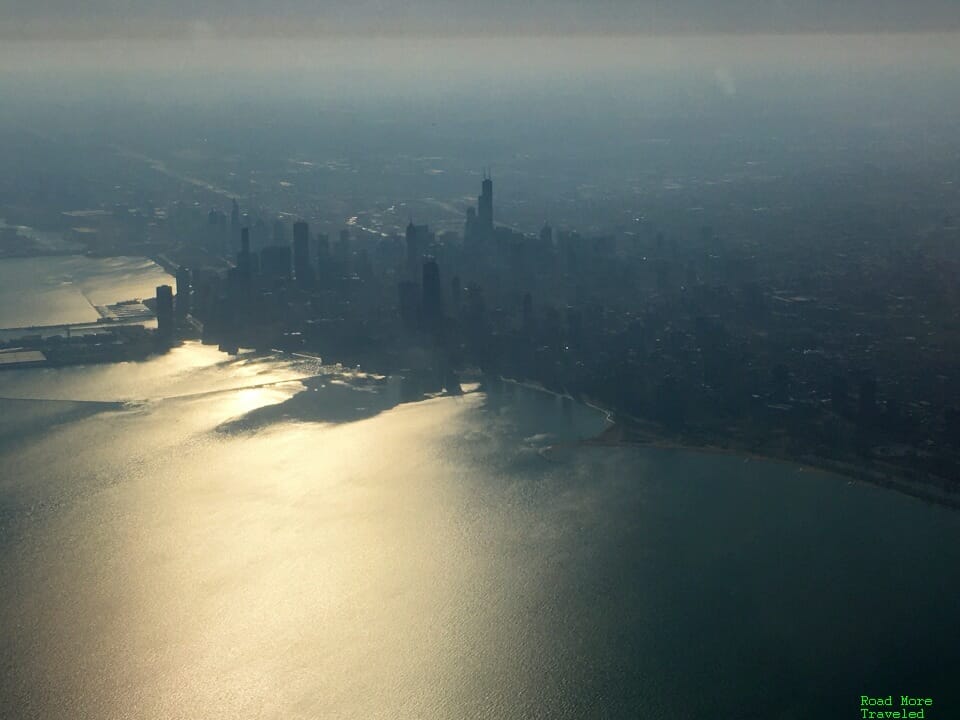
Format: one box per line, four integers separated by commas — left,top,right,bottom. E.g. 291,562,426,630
7,0,960,38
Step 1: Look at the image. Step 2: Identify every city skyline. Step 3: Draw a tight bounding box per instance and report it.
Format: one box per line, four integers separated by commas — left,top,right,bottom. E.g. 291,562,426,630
1,9,959,716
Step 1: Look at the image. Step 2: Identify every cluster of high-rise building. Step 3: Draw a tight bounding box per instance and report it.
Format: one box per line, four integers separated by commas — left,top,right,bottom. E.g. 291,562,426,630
154,172,960,491
184,177,503,349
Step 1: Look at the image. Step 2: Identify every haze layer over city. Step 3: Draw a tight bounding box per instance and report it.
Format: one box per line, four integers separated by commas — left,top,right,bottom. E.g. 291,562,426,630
1,3,960,718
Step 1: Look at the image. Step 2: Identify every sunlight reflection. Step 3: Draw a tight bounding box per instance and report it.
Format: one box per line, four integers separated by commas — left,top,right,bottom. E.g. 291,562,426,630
221,384,303,421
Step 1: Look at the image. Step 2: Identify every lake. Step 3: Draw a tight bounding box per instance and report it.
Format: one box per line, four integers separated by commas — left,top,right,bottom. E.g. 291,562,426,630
1,343,959,719
0,255,174,330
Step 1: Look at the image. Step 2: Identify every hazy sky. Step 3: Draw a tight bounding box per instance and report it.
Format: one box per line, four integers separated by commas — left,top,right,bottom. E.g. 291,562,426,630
7,0,960,38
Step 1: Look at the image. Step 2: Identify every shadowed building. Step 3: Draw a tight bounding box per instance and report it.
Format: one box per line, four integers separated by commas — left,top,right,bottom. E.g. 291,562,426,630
540,222,552,248
230,199,240,249
478,173,493,235
156,285,174,344
175,266,191,320
421,258,444,337
398,280,420,332
316,232,330,281
260,245,292,281
293,221,313,289
464,206,478,244
464,175,494,246
522,292,533,337
451,275,462,317
337,229,351,272
405,222,433,280
238,227,253,281
272,218,286,245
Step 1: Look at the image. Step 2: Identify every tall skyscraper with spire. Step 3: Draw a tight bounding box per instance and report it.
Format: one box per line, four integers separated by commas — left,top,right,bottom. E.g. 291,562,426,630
478,172,493,235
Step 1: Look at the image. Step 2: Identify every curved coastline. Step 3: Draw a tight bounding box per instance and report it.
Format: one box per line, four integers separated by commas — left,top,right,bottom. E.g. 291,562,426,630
485,375,960,512
581,405,960,512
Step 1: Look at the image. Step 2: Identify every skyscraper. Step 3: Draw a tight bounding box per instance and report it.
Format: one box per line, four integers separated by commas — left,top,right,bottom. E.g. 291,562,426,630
421,258,444,337
175,266,191,320
332,228,351,277
398,280,420,332
540,222,553,248
464,206,478,244
451,275,462,317
337,229,351,262
273,218,287,245
230,199,240,249
252,218,269,253
405,222,432,280
260,245,292,280
478,173,493,234
293,221,313,289
156,285,174,344
238,228,252,280
208,209,228,254
522,292,533,337
316,232,330,281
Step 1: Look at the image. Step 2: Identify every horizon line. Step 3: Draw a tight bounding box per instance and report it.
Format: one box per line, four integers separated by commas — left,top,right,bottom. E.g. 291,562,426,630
5,20,960,43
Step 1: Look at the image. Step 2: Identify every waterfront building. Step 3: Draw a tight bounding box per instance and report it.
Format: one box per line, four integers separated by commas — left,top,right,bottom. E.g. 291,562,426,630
156,285,174,344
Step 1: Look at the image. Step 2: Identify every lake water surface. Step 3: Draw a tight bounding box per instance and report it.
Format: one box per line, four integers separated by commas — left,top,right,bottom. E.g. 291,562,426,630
1,343,959,719
0,255,174,329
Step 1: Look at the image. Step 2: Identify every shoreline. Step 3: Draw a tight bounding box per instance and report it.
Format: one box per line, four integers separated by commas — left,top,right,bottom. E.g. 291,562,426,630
486,376,960,512
11,335,957,512
582,416,960,512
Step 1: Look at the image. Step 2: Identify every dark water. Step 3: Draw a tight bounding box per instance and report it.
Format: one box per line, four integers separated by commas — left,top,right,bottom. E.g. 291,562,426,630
1,343,958,719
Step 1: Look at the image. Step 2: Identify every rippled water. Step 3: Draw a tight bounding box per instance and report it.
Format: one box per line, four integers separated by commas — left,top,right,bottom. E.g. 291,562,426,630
1,343,959,719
